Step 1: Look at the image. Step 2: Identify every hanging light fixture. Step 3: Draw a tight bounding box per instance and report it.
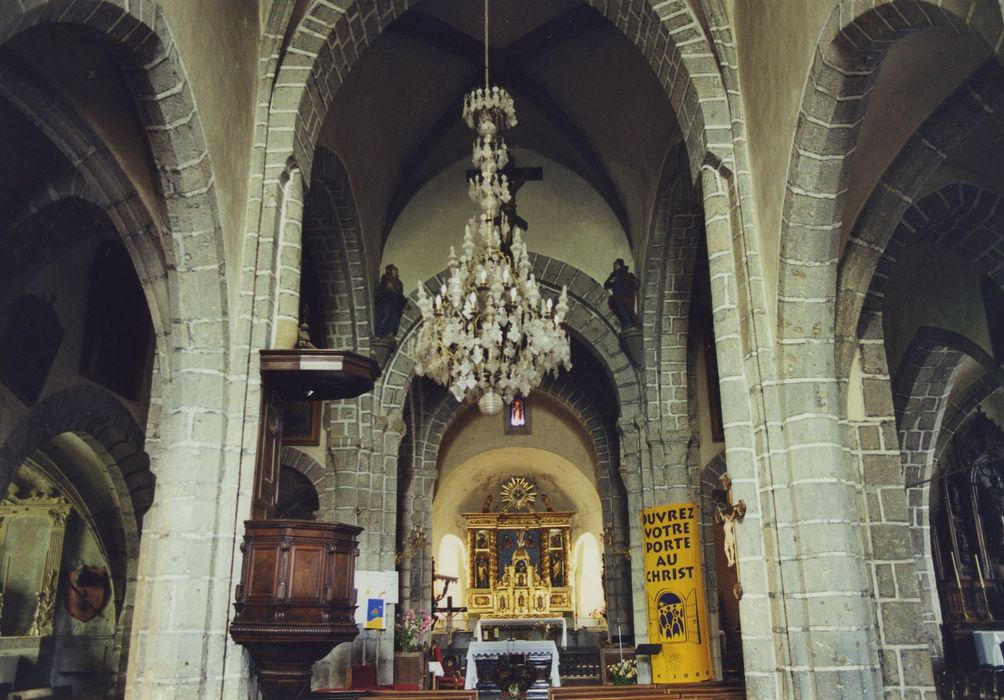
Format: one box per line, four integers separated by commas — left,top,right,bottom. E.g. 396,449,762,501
413,0,571,415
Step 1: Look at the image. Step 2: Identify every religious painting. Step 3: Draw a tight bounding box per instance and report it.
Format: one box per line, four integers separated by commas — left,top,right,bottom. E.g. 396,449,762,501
548,550,565,587
474,553,491,589
475,529,489,550
504,397,531,435
0,293,63,406
281,401,320,445
498,528,540,573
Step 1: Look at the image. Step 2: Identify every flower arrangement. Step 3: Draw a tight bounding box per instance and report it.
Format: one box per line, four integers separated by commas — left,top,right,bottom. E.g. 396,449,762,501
607,658,638,685
496,653,530,698
395,608,432,652
589,606,607,622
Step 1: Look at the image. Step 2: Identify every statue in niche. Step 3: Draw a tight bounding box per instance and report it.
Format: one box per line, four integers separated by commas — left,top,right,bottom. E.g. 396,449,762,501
603,258,639,329
373,264,406,338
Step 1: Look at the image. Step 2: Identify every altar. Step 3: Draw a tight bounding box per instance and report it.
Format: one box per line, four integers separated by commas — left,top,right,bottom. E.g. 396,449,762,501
464,640,561,690
474,617,568,647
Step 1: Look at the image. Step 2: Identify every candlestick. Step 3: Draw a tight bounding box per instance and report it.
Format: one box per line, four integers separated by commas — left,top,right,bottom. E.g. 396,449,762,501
974,554,991,617
951,553,970,620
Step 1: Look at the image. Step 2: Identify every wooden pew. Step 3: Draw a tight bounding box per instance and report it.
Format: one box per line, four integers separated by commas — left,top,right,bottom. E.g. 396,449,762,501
363,691,478,700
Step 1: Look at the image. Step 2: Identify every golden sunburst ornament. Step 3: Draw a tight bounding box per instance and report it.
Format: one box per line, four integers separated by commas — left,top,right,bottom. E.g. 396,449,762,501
500,476,536,512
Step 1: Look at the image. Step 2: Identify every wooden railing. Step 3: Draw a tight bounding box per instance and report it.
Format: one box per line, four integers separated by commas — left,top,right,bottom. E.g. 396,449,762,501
558,647,601,683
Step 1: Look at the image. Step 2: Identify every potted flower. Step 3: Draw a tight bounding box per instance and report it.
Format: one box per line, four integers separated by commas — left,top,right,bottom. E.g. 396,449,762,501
607,658,637,685
496,653,530,698
588,606,607,627
394,608,432,687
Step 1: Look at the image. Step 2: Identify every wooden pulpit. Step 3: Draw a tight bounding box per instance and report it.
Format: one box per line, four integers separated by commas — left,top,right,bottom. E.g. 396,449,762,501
230,349,379,699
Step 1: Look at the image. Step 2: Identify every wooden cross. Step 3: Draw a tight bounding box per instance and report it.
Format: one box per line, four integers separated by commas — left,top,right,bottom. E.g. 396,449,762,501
466,156,543,233
432,571,467,640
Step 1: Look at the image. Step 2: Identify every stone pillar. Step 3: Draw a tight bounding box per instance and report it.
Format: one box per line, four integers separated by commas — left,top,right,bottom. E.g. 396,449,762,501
616,414,651,681
273,168,304,349
316,402,404,688
125,369,241,699
699,165,782,697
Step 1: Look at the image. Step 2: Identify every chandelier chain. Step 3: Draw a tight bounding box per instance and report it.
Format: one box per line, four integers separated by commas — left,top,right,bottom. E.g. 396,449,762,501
412,0,571,415
483,0,489,91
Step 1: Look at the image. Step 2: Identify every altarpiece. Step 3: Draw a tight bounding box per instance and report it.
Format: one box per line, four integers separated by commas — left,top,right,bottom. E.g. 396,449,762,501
463,476,573,618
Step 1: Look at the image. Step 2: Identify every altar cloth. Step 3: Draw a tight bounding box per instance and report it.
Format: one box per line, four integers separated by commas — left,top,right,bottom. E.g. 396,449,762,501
464,640,561,690
474,616,568,647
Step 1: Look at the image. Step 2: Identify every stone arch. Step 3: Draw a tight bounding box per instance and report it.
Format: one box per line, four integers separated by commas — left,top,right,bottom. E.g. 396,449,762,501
35,438,137,692
779,0,1000,350
280,445,329,494
268,0,727,191
0,195,118,332
640,141,703,432
768,5,1000,693
890,326,995,658
937,375,1004,460
382,256,639,629
375,254,637,416
0,55,170,347
0,3,229,338
836,60,1004,381
0,385,151,692
0,386,152,528
860,183,1004,336
277,447,325,519
303,146,373,351
397,373,624,608
0,4,240,695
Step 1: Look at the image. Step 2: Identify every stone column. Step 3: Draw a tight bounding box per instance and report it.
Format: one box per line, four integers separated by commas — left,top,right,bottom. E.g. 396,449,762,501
316,402,404,688
273,168,304,349
29,503,70,636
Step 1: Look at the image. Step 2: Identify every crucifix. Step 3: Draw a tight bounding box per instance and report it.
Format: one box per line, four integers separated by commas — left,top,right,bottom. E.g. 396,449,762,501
467,155,543,241
713,472,746,600
432,569,467,642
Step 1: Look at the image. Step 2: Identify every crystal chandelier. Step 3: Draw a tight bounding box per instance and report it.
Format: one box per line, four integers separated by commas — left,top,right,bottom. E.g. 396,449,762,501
413,0,571,415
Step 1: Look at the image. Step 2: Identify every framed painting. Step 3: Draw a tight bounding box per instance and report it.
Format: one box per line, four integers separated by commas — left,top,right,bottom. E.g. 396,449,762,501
281,401,321,446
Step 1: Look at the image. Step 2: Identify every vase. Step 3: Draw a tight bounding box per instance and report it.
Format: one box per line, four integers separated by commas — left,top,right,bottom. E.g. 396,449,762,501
393,650,426,688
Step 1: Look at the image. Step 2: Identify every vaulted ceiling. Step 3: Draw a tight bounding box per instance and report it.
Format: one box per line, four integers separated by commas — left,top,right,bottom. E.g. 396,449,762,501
318,0,681,277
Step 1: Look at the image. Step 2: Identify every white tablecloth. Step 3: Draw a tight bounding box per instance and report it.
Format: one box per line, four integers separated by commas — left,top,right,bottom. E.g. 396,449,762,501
464,640,561,690
474,617,568,646
974,630,1004,665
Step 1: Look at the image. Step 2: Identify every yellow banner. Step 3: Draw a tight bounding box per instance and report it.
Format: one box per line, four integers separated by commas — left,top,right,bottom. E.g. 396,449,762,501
641,503,713,683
